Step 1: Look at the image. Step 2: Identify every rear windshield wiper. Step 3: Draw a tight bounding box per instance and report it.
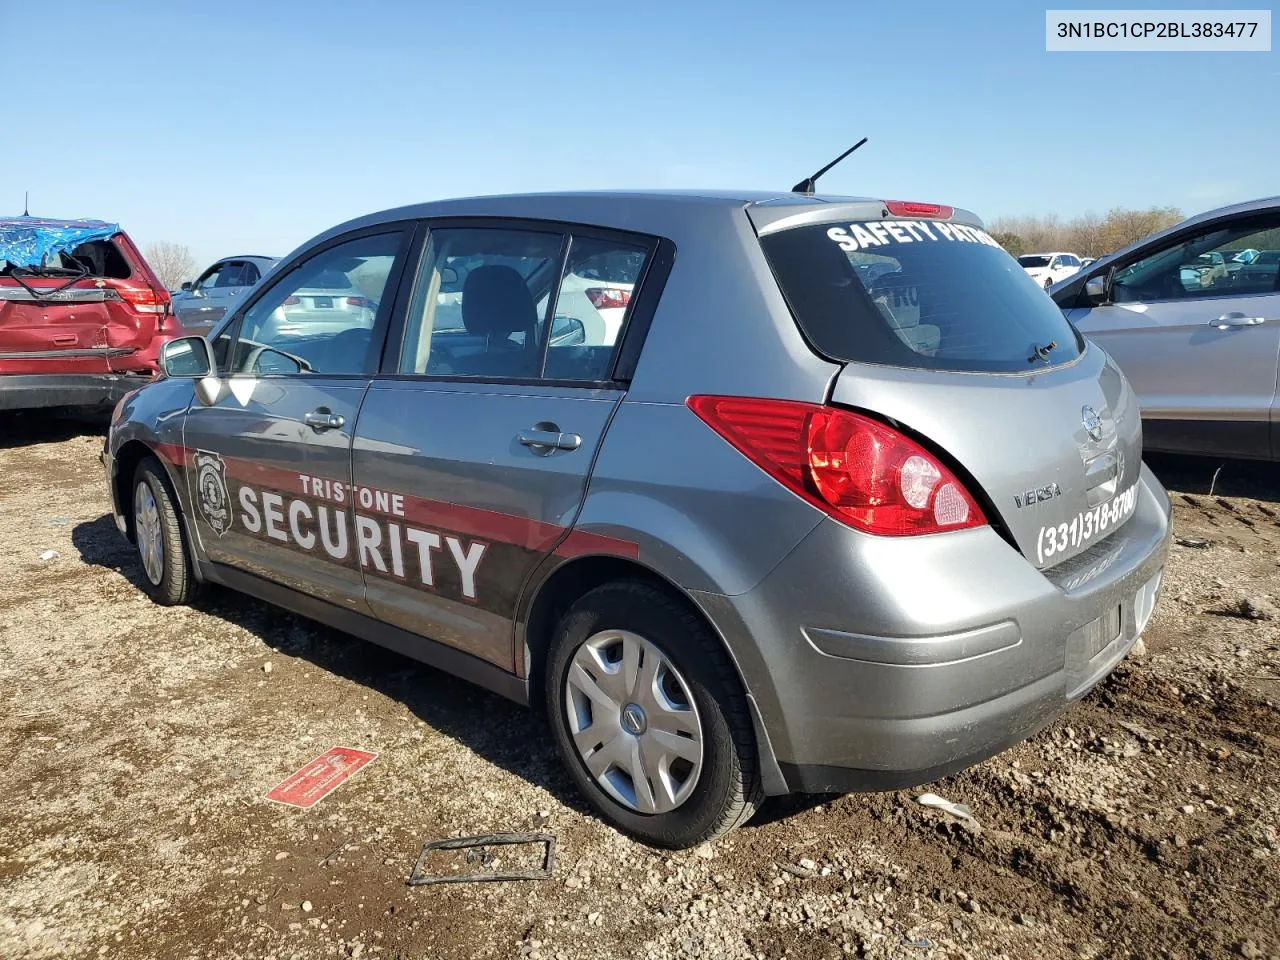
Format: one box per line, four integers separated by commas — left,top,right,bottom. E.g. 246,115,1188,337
3,261,90,298
1028,340,1058,364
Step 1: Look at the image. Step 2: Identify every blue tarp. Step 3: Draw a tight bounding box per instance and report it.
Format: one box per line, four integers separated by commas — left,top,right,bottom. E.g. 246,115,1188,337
0,216,121,270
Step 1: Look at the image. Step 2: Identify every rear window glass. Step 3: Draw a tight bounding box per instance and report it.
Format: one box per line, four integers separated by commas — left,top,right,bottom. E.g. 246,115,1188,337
0,238,131,279
760,220,1082,373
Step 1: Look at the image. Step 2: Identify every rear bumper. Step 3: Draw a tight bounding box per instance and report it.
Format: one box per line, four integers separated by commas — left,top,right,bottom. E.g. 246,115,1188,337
695,463,1172,795
0,373,150,411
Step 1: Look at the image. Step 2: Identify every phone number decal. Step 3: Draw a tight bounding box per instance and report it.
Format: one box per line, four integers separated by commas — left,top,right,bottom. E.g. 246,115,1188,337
1036,484,1138,566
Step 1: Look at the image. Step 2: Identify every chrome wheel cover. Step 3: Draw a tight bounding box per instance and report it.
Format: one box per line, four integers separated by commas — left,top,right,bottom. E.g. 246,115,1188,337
564,629,704,814
134,481,164,587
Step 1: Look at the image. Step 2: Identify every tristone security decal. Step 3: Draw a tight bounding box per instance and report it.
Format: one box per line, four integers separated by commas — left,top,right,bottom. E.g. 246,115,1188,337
196,450,489,601
826,219,1002,252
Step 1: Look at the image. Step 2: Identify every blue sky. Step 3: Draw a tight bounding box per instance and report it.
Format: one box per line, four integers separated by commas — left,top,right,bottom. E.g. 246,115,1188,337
3,0,1276,267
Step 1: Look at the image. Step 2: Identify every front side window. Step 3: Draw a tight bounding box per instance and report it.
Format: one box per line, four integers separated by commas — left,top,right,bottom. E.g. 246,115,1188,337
1112,215,1280,302
229,232,401,376
192,263,225,293
761,219,1082,372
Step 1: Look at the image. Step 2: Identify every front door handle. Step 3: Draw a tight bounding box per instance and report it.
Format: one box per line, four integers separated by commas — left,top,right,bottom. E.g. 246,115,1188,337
304,409,345,431
1210,312,1266,329
518,427,582,452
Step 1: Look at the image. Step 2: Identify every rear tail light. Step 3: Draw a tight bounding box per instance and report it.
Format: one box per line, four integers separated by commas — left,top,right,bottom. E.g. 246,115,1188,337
584,287,631,310
346,296,374,308
283,295,301,306
103,280,170,315
687,396,985,536
883,200,954,220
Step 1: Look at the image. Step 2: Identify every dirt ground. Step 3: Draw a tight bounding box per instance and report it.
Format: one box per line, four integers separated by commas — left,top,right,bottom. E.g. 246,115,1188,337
1,411,1278,960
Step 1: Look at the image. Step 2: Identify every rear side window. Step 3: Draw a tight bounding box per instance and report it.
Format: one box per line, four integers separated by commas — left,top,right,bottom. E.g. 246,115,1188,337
398,226,652,382
543,236,648,381
214,261,249,287
760,220,1082,372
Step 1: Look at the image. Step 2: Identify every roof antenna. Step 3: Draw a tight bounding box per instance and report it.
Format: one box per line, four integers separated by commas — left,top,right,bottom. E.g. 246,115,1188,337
792,137,869,196
23,191,30,216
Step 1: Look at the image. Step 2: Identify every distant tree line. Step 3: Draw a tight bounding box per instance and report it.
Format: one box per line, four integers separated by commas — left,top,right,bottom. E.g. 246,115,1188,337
988,206,1185,259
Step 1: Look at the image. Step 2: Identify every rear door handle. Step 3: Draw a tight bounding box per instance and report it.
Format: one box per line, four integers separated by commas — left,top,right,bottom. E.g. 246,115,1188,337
518,428,582,452
1210,312,1266,329
304,409,345,431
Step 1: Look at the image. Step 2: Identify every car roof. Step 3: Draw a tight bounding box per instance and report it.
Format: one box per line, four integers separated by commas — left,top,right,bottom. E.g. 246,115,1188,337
0,216,121,232
297,190,984,257
216,254,276,264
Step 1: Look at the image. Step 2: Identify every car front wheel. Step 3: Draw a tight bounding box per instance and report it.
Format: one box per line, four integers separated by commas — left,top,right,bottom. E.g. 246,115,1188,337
545,580,761,847
132,456,200,606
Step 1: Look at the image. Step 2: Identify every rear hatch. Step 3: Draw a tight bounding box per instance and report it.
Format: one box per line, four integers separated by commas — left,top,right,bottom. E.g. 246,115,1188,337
752,203,1143,571
0,224,168,377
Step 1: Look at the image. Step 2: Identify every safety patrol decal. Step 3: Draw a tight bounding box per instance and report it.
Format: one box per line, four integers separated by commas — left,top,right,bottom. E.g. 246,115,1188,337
195,450,234,537
826,220,1002,253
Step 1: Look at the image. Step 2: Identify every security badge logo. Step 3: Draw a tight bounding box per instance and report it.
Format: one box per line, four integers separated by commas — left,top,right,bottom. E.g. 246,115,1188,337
195,450,233,536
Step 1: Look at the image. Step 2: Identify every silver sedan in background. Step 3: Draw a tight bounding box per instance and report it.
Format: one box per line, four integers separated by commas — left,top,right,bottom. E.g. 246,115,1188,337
171,255,277,333
1053,196,1280,460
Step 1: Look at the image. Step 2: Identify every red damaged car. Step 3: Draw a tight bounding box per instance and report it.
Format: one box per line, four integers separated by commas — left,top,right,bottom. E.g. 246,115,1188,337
1,216,175,411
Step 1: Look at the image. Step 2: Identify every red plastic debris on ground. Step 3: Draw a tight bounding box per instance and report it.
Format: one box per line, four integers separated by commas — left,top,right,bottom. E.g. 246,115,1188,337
265,746,378,809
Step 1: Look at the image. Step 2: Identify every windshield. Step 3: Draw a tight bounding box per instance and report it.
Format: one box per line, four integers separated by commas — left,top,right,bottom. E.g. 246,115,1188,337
760,220,1082,373
1018,255,1052,268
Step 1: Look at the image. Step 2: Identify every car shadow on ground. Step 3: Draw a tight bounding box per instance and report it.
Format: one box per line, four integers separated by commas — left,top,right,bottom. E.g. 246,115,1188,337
71,512,813,833
71,514,587,820
1144,452,1280,501
0,410,109,449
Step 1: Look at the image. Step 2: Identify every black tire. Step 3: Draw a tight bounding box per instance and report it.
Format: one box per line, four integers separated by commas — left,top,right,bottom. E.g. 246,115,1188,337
131,456,200,606
545,580,761,847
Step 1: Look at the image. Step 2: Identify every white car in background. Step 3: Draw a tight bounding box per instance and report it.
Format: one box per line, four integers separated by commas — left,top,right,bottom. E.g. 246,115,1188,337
262,267,378,339
1018,252,1084,290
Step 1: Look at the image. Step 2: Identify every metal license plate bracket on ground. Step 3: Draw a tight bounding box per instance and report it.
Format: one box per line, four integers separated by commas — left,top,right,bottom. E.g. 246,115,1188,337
408,832,557,886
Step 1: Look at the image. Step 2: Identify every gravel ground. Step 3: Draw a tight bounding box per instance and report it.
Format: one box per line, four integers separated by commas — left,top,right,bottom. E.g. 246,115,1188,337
1,412,1278,960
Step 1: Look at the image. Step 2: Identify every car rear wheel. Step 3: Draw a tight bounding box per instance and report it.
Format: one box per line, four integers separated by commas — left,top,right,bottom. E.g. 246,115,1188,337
545,580,761,847
132,457,199,606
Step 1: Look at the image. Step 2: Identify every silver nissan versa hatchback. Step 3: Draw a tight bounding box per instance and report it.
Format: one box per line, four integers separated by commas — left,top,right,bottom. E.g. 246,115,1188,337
103,191,1171,847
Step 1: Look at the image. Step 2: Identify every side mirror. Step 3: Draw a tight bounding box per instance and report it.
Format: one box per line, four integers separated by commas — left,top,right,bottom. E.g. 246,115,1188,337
160,336,215,378
440,266,458,284
180,281,193,292
551,316,586,346
1084,275,1107,301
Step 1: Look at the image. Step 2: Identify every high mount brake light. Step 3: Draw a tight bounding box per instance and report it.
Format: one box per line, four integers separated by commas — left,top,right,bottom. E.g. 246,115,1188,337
687,395,986,536
883,200,954,220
